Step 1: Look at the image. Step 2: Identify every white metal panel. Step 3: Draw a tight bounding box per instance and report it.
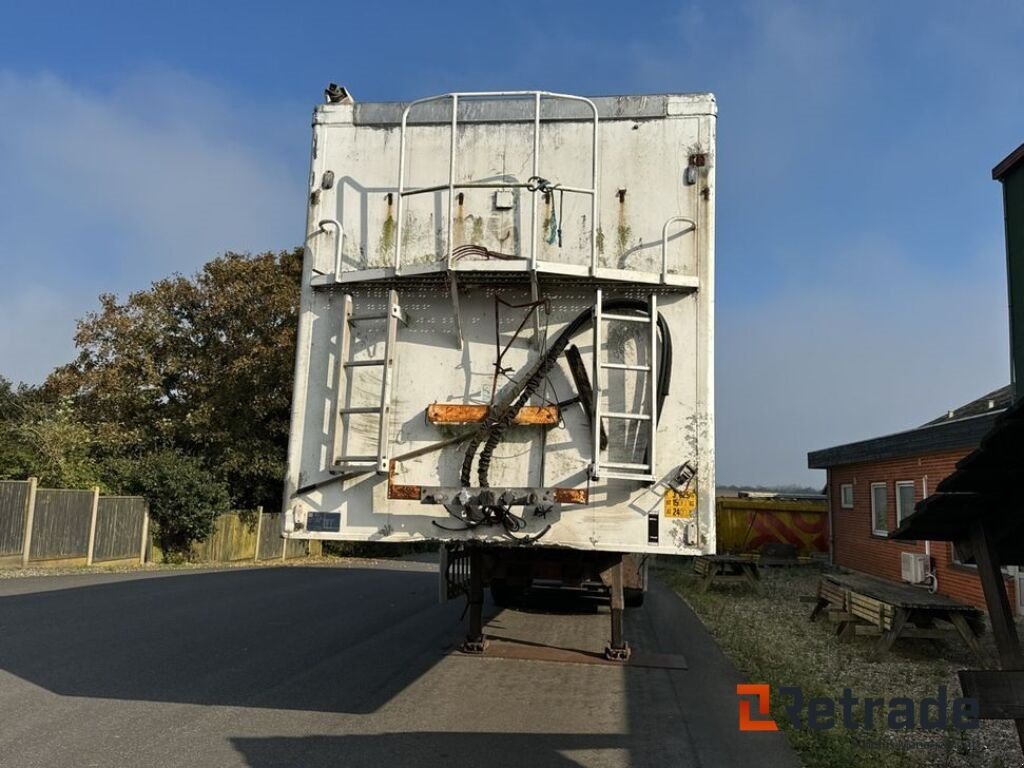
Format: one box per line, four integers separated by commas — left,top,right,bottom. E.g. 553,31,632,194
284,91,716,555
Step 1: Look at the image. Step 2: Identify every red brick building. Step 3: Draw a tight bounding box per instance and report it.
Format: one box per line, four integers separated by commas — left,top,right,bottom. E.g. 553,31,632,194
808,386,1020,613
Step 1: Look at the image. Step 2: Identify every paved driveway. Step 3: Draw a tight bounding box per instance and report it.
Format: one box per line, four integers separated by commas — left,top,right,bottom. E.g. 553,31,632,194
0,561,798,767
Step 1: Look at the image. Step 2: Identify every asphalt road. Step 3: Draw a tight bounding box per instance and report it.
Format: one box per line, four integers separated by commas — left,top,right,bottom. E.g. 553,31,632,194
0,561,798,768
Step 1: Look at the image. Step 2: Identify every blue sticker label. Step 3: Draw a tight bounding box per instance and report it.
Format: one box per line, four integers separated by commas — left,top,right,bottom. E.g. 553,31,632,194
307,512,341,532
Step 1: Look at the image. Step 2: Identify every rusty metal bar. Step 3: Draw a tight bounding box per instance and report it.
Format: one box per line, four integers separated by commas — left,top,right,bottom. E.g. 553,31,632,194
426,403,558,426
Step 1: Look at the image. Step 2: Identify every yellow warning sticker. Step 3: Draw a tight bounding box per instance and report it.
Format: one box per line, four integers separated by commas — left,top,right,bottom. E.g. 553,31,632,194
663,488,697,519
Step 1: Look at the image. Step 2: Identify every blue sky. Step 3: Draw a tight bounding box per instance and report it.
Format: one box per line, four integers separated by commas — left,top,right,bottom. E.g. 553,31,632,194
1,1,1021,485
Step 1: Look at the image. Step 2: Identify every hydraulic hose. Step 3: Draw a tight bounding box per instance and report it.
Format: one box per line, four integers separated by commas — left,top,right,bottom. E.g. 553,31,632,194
460,299,673,488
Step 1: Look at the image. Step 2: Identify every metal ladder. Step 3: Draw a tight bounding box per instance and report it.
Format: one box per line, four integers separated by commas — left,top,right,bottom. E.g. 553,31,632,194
590,289,658,482
331,289,407,475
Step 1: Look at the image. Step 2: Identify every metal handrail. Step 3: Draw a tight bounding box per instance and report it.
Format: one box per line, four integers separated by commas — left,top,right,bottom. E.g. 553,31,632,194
394,91,599,274
661,216,697,281
319,218,344,277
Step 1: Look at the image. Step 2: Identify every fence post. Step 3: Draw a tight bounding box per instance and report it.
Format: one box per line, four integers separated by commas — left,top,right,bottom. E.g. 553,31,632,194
85,486,100,566
253,506,264,563
21,477,38,569
139,504,150,565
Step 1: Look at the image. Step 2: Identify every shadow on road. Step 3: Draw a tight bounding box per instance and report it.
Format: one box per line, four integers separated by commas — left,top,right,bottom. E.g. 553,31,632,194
0,566,460,714
231,732,631,768
0,566,801,767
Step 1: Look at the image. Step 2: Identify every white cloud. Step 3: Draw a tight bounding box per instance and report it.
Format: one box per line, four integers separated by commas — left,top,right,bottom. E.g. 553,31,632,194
0,70,304,385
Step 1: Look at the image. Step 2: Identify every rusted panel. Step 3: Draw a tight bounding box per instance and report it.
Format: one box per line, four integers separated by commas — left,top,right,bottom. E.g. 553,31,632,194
426,403,558,426
389,483,423,501
552,488,588,504
715,498,828,556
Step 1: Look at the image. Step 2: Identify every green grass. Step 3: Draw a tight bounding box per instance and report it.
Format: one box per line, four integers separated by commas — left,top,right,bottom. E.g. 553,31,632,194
658,563,1019,768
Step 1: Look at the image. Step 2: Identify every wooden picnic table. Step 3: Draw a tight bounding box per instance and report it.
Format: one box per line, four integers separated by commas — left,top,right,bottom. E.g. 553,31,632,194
809,572,985,659
693,555,760,592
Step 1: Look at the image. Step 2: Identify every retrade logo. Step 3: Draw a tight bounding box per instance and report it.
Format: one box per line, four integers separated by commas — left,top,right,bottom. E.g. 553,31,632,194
737,684,779,731
737,684,979,732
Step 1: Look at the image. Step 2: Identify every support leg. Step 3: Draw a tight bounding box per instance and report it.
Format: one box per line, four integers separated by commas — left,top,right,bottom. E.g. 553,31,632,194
836,620,857,642
462,548,487,654
809,597,829,622
699,563,716,593
950,613,986,664
872,608,908,659
605,557,631,661
970,520,1024,752
742,563,762,592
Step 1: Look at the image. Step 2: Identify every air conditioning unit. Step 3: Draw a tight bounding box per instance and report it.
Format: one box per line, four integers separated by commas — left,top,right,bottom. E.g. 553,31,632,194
901,552,930,584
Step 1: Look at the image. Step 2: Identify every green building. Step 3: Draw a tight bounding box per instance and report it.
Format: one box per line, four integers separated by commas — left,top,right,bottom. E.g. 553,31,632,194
994,143,1024,402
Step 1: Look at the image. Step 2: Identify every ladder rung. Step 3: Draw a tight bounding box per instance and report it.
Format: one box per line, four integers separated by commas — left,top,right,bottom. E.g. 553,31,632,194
603,412,651,421
601,471,656,482
602,461,653,471
345,359,385,368
333,456,378,463
601,313,647,324
329,463,378,476
600,363,651,372
349,313,388,323
339,406,381,415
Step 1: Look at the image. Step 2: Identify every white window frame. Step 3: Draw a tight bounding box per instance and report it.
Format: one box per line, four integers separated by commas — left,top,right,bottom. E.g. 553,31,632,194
839,483,854,509
870,482,888,536
895,481,915,525
952,543,1015,583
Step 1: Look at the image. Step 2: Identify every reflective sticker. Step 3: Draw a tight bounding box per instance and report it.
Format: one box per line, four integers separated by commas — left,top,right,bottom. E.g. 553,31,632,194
663,488,697,519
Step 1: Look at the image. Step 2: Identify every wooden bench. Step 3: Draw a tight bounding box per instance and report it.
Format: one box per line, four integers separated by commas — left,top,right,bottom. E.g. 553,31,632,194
809,572,985,659
694,555,760,593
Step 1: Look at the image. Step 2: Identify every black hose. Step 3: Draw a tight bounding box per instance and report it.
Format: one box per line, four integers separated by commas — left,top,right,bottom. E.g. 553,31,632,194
461,299,673,488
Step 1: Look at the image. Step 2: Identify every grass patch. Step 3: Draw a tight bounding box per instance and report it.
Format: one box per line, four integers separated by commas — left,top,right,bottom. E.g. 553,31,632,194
658,562,1021,768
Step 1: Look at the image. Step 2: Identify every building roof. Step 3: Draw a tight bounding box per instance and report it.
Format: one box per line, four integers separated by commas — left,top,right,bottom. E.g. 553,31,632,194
892,394,1024,565
807,385,1012,469
993,141,1024,181
920,385,1015,426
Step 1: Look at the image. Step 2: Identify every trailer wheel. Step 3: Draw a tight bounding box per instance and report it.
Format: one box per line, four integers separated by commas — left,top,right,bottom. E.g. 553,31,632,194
624,588,645,608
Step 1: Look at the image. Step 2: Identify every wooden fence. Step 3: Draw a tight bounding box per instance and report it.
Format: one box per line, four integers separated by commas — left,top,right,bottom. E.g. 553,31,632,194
94,497,148,562
0,479,315,568
178,508,313,564
0,479,147,567
0,480,30,557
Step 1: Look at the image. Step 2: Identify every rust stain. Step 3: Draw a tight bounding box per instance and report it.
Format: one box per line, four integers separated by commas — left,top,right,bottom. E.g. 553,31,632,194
388,484,422,501
553,488,588,504
387,459,422,500
426,403,558,426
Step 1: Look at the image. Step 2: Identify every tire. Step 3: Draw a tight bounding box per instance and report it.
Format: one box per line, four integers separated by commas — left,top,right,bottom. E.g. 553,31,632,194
624,588,645,608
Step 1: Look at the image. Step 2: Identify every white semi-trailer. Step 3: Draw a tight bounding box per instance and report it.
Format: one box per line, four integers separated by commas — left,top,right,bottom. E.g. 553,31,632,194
283,86,716,658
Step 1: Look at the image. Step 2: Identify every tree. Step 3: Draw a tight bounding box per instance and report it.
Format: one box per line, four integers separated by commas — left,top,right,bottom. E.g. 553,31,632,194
0,377,103,488
0,377,34,479
125,449,230,560
47,249,303,510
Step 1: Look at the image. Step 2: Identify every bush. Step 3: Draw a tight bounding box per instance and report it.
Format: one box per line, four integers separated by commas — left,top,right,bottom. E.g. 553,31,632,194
126,450,230,561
